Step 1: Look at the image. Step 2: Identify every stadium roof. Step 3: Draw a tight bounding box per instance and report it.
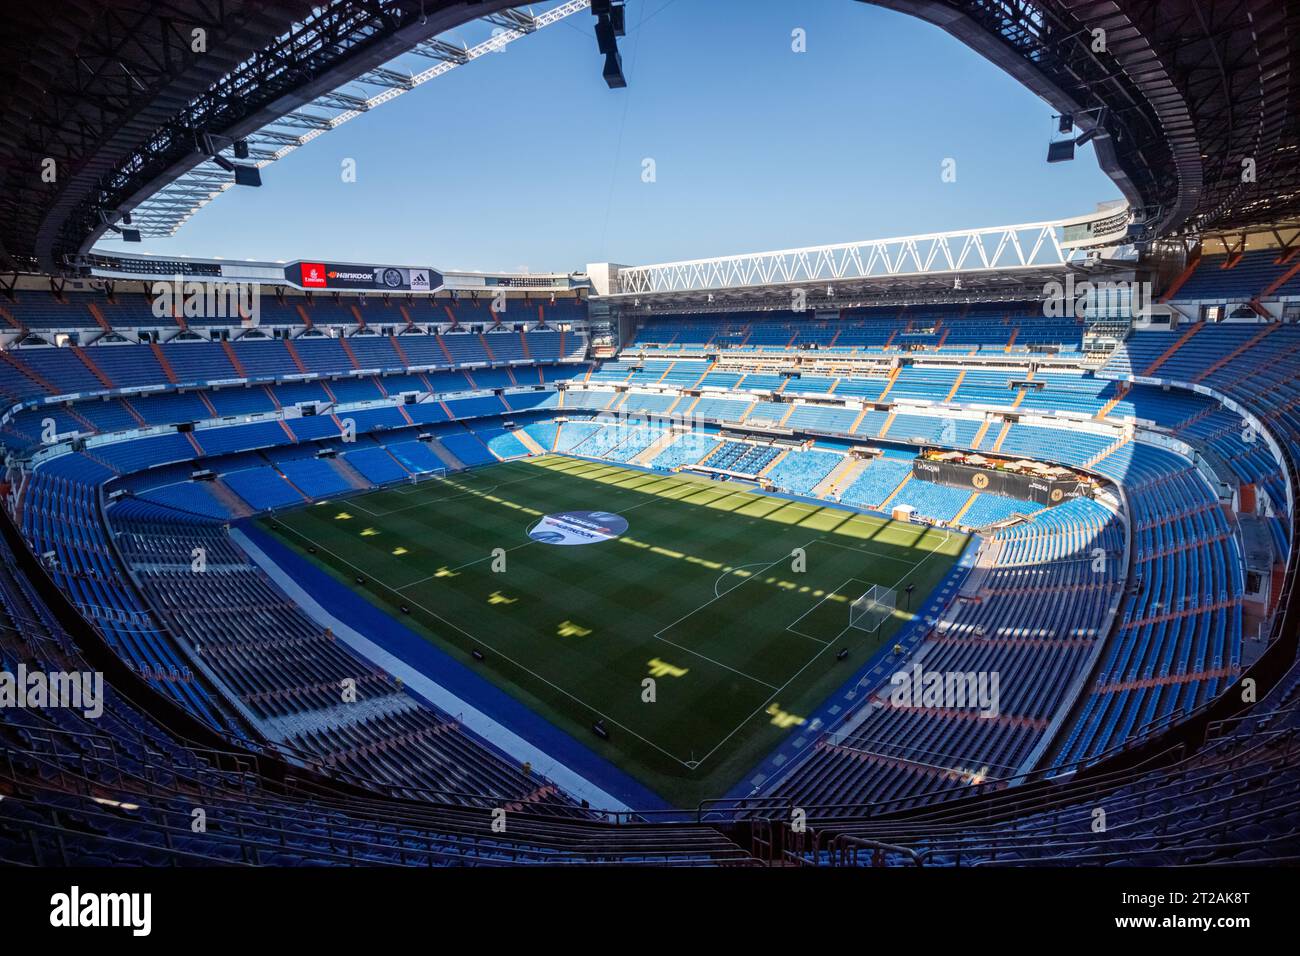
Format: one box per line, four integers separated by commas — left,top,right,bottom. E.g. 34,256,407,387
870,0,1300,241
6,1,1295,275
115,1,588,245
590,207,1138,311
0,0,532,273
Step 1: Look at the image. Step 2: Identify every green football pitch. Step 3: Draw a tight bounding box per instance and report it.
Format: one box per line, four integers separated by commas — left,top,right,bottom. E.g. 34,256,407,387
260,455,966,808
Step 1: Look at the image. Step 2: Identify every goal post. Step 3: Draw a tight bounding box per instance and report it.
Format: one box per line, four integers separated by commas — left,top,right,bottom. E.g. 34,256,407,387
411,466,447,484
849,584,896,633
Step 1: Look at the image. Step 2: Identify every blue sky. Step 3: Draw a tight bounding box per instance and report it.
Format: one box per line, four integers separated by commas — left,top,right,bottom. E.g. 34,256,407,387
104,0,1117,273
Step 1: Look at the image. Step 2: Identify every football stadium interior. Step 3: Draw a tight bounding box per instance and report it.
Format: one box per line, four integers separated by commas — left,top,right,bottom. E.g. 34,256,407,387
2,0,1300,883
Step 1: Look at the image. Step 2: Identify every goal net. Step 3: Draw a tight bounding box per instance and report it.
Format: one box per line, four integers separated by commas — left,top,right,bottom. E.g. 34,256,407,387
411,466,447,484
849,585,896,633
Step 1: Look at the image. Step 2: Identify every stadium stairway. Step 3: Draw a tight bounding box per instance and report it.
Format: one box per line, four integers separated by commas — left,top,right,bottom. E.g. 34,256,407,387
812,455,864,498
206,479,256,518
1141,324,1203,375
330,455,374,491
427,438,467,472
632,428,683,465
512,428,547,456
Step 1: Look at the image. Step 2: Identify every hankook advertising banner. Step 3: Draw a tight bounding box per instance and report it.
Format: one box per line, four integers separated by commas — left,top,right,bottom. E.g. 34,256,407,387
287,261,442,292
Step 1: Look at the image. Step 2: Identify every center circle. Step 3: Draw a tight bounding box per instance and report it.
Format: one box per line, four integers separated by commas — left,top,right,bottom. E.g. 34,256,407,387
527,510,628,547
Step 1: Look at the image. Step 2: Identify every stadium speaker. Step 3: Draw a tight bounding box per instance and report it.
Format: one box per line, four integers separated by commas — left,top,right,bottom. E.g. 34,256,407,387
603,51,627,89
121,228,141,243
1057,114,1073,134
595,18,618,54
233,139,250,159
233,164,262,187
1047,139,1075,163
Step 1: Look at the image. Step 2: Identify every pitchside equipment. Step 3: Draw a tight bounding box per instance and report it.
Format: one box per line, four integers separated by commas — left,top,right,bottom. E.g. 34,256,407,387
410,466,447,485
850,585,896,633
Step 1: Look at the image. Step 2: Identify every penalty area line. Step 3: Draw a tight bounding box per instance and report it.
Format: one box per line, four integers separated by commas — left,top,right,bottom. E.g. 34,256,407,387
784,575,875,645
688,532,962,772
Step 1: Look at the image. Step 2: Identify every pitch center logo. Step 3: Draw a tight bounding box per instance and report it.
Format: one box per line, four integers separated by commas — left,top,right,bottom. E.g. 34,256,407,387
527,511,628,546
